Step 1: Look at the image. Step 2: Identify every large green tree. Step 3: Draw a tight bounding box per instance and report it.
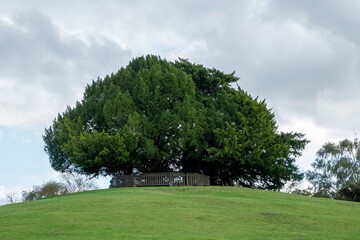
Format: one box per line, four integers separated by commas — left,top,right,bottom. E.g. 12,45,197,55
44,55,308,189
306,138,360,199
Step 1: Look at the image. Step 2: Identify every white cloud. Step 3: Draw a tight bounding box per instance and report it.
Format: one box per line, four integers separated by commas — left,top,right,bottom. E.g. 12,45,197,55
278,116,344,170
0,79,62,130
31,175,39,180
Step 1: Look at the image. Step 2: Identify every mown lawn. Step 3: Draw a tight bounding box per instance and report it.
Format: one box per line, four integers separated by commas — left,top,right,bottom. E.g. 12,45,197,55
0,186,359,239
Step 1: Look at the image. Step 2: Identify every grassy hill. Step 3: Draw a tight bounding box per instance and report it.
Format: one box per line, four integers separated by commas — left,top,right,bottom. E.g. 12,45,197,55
0,186,359,240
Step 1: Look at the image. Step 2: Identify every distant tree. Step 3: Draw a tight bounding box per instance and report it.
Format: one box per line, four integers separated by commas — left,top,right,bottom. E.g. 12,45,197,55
306,138,360,199
22,181,67,201
21,173,98,202
60,172,98,193
43,55,308,190
283,181,312,197
5,192,19,204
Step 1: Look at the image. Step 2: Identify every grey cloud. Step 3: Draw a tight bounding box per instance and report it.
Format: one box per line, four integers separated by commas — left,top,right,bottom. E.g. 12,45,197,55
0,0,359,176
266,0,360,46
1,0,359,136
171,1,360,133
0,9,131,129
1,10,130,87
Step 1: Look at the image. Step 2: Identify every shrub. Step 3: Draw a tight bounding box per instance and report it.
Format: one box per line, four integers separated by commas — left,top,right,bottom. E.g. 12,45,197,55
337,182,360,202
22,181,67,201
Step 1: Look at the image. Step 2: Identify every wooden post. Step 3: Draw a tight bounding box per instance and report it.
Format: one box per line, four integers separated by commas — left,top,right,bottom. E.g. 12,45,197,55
169,172,173,186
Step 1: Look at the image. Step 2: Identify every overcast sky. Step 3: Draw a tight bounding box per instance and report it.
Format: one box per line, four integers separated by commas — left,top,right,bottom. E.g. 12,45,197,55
1,0,359,204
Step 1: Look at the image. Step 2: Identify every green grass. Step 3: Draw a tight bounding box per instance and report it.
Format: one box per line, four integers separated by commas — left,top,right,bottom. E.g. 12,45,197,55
1,186,359,239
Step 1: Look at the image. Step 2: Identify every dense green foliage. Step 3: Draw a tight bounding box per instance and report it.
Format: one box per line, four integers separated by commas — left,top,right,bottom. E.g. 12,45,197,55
338,182,360,202
1,187,360,239
44,55,308,189
306,138,360,200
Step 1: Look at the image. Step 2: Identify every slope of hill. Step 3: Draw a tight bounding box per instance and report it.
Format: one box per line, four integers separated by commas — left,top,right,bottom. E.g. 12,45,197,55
0,186,359,239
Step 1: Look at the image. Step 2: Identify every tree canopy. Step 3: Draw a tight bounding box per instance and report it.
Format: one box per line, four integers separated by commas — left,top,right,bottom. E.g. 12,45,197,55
306,138,360,199
43,55,308,189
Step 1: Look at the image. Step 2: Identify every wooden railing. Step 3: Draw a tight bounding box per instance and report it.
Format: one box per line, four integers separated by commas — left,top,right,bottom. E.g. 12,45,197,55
110,172,210,188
